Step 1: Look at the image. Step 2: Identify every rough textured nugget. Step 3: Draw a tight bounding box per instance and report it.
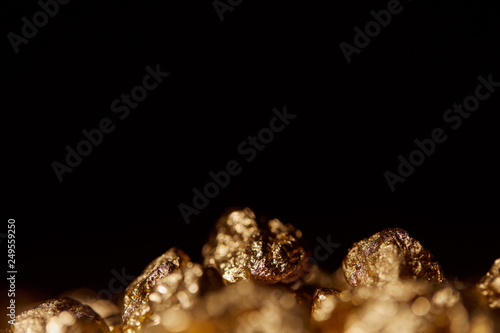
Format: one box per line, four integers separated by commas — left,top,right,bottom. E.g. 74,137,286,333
478,258,500,309
202,207,309,284
6,297,110,333
342,228,445,287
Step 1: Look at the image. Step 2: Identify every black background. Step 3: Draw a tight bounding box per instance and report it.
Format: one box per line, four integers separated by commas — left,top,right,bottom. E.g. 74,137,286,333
3,0,499,297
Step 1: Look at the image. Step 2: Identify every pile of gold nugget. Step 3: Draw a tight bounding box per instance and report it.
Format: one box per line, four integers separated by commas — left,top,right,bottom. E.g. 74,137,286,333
7,208,500,332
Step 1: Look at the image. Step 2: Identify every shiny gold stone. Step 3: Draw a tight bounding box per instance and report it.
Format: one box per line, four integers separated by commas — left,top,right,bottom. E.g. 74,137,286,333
311,280,472,333
122,247,192,331
6,297,110,333
143,281,310,333
477,258,500,309
202,207,309,285
342,228,445,287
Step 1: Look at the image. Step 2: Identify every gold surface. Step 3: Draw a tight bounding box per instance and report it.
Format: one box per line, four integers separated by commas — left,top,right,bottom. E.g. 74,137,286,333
6,297,110,333
202,207,309,284
342,228,445,287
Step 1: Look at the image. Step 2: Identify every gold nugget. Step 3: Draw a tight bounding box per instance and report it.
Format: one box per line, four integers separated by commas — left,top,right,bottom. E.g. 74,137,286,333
342,228,445,287
478,258,500,309
202,207,309,284
6,297,110,333
122,247,191,331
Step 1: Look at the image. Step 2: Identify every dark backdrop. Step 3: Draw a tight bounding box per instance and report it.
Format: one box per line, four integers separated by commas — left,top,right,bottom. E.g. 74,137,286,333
3,0,499,297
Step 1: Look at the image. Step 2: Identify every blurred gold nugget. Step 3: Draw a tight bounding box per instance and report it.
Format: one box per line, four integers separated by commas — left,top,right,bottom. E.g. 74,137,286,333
7,297,110,333
343,228,445,287
478,258,500,309
202,207,309,284
311,280,473,333
63,288,122,332
143,281,309,333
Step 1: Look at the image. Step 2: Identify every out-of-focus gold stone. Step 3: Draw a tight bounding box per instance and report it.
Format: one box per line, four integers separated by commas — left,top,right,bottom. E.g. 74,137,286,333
311,280,473,333
478,258,500,309
122,247,191,331
342,228,445,287
143,281,309,333
6,297,110,333
63,288,122,332
202,207,309,285
460,283,499,333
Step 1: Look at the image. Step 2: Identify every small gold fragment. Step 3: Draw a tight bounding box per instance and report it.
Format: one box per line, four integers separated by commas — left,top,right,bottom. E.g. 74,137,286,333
342,228,445,287
6,297,110,333
202,207,309,285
